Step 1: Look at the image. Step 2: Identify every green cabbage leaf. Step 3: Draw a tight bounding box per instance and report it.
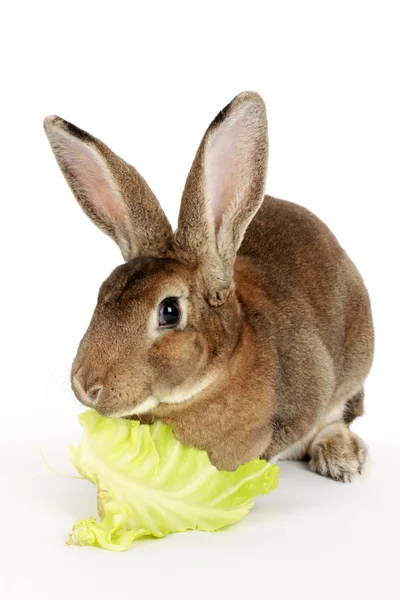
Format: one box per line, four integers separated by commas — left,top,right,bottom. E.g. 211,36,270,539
69,410,279,551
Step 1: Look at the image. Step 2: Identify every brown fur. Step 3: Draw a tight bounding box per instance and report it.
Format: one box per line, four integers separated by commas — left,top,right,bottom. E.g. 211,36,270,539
44,92,374,480
343,389,365,424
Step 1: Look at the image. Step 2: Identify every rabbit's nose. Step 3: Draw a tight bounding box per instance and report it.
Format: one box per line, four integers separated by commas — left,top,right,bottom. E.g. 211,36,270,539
87,386,102,402
71,372,102,406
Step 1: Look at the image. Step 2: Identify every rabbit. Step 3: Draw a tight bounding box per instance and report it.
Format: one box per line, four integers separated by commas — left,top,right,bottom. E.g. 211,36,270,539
44,91,374,482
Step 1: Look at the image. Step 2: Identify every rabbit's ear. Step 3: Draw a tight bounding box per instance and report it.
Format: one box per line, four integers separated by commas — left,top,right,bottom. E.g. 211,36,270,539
44,116,173,261
175,92,268,305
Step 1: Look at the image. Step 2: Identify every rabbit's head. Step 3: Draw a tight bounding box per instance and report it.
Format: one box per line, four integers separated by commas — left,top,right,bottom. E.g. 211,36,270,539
44,92,268,417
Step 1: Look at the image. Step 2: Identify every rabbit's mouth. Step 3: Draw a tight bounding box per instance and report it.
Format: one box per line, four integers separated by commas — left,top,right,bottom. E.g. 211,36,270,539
106,397,160,418
109,373,216,418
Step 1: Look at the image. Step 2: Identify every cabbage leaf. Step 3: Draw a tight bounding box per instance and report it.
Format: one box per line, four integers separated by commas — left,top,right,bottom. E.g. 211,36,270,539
69,410,279,551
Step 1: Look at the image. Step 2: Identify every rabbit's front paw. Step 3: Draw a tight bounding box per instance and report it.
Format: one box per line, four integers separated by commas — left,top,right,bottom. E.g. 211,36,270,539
308,422,367,483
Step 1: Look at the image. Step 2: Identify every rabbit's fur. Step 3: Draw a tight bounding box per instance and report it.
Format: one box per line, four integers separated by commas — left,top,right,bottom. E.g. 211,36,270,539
44,92,374,481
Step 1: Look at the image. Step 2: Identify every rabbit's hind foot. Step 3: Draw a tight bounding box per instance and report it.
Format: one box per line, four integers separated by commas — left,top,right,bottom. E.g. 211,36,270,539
308,422,367,483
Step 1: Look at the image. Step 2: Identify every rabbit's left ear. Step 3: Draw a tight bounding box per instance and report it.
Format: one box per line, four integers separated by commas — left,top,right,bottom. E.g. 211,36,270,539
175,92,268,306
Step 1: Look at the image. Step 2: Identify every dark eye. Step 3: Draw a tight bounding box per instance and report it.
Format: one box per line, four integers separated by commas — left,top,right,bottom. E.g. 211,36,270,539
158,297,181,328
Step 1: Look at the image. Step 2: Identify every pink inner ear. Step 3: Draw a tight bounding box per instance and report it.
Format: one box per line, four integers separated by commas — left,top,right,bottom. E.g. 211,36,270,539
58,131,127,226
205,104,259,230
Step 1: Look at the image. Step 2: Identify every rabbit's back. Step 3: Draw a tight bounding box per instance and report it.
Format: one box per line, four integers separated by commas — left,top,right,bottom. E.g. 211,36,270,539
239,195,372,355
240,195,354,299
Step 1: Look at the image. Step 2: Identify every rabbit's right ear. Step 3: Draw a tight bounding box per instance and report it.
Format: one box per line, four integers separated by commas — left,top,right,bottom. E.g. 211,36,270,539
43,116,173,261
175,92,268,306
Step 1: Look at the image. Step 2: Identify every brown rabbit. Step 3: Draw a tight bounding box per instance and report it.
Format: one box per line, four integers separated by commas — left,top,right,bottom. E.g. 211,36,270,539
44,91,374,482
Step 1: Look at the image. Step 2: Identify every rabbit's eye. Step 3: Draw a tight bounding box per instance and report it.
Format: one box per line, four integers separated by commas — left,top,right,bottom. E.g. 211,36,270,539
158,297,181,329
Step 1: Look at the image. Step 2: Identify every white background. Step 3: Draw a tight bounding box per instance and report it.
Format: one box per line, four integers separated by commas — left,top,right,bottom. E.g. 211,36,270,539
1,1,399,598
